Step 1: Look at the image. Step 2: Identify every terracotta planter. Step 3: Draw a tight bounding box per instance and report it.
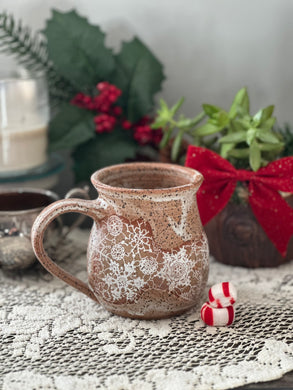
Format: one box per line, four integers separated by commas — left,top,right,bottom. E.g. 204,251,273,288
204,196,293,268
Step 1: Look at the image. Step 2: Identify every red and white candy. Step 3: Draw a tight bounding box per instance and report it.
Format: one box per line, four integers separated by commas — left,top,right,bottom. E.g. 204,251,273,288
201,302,235,326
208,282,237,308
200,282,237,326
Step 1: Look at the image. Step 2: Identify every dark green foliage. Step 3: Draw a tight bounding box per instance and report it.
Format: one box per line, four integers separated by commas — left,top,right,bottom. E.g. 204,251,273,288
48,104,95,151
43,10,115,92
112,38,165,122
72,128,137,183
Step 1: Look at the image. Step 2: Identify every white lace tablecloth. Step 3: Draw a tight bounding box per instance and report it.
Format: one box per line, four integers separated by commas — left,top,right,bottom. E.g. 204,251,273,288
0,229,292,390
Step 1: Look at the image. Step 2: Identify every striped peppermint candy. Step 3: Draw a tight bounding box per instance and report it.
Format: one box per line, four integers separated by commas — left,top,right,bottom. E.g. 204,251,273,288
201,301,235,326
208,282,237,308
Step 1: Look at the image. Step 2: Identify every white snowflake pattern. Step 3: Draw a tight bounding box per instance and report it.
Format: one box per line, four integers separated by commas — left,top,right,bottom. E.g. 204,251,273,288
191,233,209,267
93,216,208,305
140,257,158,275
126,221,152,256
111,244,125,261
160,247,193,291
107,215,123,236
109,259,120,274
124,262,135,274
102,260,145,301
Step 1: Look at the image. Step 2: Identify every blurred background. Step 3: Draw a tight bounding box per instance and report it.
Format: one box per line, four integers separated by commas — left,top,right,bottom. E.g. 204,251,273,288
1,0,293,195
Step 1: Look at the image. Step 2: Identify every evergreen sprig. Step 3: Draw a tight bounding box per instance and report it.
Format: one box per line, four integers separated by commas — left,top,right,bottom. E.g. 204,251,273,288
0,12,48,70
0,12,76,102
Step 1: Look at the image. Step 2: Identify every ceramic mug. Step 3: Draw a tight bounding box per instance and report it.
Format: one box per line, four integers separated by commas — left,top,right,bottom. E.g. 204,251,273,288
32,163,209,319
0,187,89,271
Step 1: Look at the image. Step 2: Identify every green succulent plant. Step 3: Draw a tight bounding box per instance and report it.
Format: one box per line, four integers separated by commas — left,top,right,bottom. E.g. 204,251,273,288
153,87,285,171
151,97,205,162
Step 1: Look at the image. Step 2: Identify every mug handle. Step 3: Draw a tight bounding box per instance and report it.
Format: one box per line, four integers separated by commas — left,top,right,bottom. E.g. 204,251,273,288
61,186,91,240
31,198,107,302
50,186,91,247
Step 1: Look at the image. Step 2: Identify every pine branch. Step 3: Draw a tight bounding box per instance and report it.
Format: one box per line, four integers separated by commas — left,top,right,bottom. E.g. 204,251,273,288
0,12,76,102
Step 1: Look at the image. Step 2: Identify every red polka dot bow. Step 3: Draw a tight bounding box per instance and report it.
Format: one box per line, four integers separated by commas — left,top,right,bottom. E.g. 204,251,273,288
185,146,293,257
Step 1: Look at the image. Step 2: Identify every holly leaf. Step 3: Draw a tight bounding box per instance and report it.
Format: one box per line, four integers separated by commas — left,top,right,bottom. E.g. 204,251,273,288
113,37,165,122
72,128,138,183
44,10,115,91
48,104,95,151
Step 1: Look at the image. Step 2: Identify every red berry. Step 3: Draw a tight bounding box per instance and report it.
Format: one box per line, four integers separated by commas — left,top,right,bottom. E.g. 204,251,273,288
112,106,122,116
122,120,132,130
71,92,98,111
97,81,110,91
100,104,111,113
83,95,92,104
71,92,84,104
137,116,150,126
152,128,163,145
71,93,93,109
94,114,116,134
133,125,153,145
72,83,124,135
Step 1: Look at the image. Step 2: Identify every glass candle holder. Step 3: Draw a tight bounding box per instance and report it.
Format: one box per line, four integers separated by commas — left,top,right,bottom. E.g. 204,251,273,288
0,74,49,173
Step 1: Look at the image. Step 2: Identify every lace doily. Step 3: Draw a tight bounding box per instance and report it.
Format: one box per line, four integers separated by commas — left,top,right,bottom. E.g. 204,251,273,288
0,229,292,390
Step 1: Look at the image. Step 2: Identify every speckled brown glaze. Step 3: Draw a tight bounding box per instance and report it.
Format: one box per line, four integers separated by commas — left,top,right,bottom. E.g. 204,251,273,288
31,162,209,319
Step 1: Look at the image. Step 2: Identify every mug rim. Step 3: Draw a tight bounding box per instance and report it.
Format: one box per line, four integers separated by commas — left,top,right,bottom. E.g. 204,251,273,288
91,162,203,195
0,187,59,215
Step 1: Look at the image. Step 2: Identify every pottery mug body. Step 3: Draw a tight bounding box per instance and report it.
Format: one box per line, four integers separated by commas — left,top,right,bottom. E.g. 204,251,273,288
31,162,209,319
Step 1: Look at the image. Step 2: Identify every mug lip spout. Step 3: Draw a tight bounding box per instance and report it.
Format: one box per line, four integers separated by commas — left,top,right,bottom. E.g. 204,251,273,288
0,187,59,215
91,162,203,195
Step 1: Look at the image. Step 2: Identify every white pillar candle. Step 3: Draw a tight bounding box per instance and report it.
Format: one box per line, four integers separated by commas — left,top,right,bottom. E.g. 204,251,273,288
0,74,49,173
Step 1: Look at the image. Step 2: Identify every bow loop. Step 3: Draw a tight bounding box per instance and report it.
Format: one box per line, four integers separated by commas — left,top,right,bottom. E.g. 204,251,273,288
185,145,293,257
